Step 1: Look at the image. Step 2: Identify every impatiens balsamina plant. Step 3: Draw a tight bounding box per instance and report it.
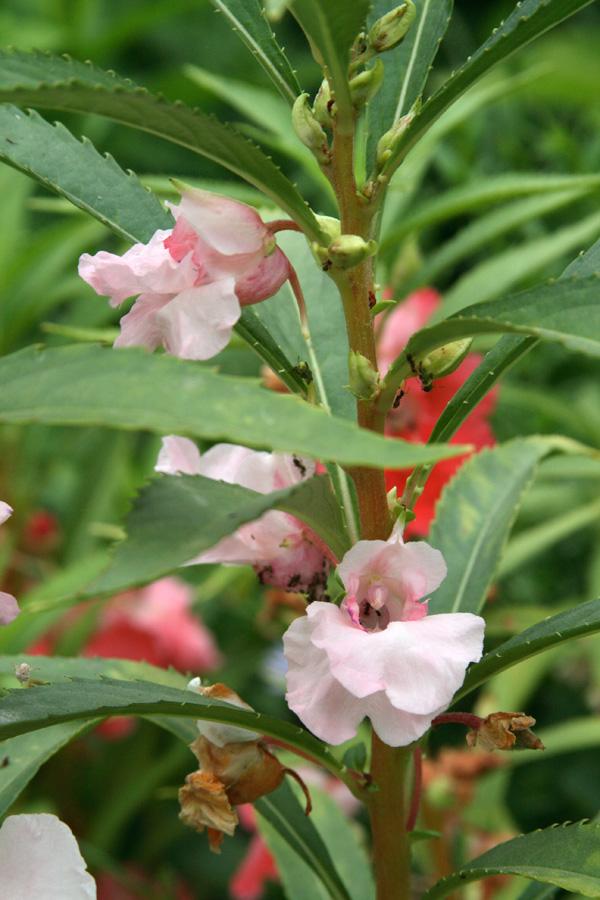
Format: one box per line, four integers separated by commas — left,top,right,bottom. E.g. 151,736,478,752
3,1,600,899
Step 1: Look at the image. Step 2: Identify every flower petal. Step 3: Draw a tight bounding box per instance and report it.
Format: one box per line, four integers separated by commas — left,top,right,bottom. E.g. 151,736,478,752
0,591,20,626
114,293,172,352
173,188,268,256
0,814,96,899
156,279,241,360
0,500,13,524
155,436,203,476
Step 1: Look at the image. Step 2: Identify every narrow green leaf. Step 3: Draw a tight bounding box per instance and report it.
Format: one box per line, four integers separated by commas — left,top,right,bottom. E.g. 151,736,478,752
378,274,600,409
401,189,594,294
88,473,349,597
0,49,325,242
0,676,346,779
0,344,469,471
366,0,453,174
382,0,597,175
428,437,578,616
421,823,600,900
256,780,352,900
206,0,301,103
289,0,370,123
439,208,600,318
0,722,99,817
256,782,374,900
0,104,172,244
456,597,600,701
382,172,600,248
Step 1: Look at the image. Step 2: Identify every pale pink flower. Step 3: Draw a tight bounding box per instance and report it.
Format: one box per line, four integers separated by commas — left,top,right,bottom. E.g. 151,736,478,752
0,814,96,898
0,500,19,626
284,533,484,746
79,186,290,360
156,437,330,598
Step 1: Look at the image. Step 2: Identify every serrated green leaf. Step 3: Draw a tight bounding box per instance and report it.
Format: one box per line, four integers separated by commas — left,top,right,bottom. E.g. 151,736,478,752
365,0,453,174
87,472,349,597
0,104,172,244
0,49,325,242
456,597,600,701
206,0,301,103
382,0,597,176
256,781,374,900
0,721,99,818
422,822,600,900
0,344,469,470
0,676,346,779
256,781,352,900
289,0,370,124
428,438,580,616
377,274,600,410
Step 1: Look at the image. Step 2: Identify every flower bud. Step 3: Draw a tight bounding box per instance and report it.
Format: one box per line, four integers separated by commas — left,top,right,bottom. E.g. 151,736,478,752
375,103,419,171
313,78,334,128
292,93,330,163
410,338,472,391
328,234,378,269
369,2,416,54
466,711,545,753
349,59,384,116
347,350,379,400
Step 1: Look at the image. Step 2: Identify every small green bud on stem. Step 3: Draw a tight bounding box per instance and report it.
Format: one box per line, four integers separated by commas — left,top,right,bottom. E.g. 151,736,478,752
369,2,416,54
347,350,380,400
408,338,473,391
292,93,331,163
349,59,384,116
328,234,378,269
375,106,418,171
313,78,334,128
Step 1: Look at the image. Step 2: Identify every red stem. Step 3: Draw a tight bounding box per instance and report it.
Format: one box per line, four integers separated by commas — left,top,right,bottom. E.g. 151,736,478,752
431,712,483,731
266,219,303,234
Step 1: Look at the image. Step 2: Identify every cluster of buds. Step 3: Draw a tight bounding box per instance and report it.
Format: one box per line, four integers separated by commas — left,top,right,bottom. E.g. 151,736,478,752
292,3,416,154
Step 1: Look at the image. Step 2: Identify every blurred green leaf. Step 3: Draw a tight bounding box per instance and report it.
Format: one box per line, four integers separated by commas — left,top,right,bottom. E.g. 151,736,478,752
428,437,585,616
256,781,353,900
381,0,598,175
88,472,349,596
421,822,600,900
0,344,469,470
0,721,99,818
366,0,452,175
457,597,600,701
205,0,301,103
0,675,347,778
0,49,325,242
257,781,375,900
289,0,370,124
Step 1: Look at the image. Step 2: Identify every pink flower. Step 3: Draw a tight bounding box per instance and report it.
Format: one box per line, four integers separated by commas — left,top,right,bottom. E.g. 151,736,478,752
156,437,331,598
79,186,290,360
377,289,497,535
0,501,19,626
284,533,484,746
0,814,96,898
83,577,222,673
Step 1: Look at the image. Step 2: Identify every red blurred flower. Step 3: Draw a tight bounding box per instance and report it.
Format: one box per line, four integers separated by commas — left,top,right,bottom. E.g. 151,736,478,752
378,289,497,535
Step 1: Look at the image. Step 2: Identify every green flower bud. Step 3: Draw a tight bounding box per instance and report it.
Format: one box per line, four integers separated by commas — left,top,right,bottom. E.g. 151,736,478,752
347,350,379,400
310,215,340,268
375,107,417,171
292,93,330,163
409,339,473,391
349,59,384,116
369,1,416,54
313,78,334,129
328,234,378,269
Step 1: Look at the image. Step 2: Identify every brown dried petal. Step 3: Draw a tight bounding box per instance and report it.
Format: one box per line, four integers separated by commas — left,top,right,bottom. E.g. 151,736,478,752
469,711,543,753
178,771,238,842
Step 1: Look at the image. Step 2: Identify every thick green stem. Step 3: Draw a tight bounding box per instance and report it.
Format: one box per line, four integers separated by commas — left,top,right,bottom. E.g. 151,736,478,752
327,96,409,900
368,737,412,900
